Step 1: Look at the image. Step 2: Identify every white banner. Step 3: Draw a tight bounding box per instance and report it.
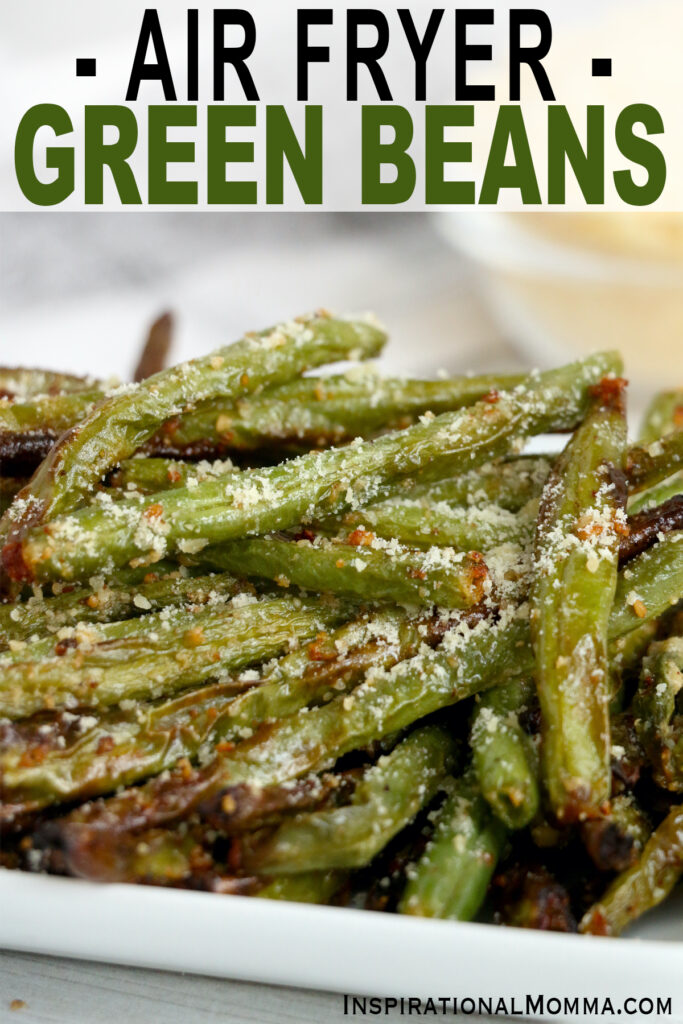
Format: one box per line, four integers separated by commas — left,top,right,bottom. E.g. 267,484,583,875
1,0,680,211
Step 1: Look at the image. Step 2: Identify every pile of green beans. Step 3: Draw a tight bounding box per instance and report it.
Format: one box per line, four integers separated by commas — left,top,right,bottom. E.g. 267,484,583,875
1,315,682,938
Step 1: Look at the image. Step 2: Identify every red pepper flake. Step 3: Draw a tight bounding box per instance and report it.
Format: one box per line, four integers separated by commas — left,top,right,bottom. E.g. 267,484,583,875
167,467,182,483
10,1000,27,1012
292,527,316,543
308,632,337,661
216,741,235,753
96,735,115,755
481,389,500,404
54,637,78,656
184,626,205,647
144,503,164,520
576,515,603,541
177,757,193,780
347,527,375,547
585,909,609,936
674,406,683,429
162,417,181,438
240,373,250,388
633,599,648,619
588,376,629,414
19,746,48,768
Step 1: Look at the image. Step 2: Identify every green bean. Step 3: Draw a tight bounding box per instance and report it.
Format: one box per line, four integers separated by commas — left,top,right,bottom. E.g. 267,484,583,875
608,620,659,711
0,392,102,475
258,872,345,904
639,390,683,444
0,677,247,825
45,607,532,839
19,528,680,832
0,367,100,399
632,637,683,791
110,457,237,495
0,593,348,719
0,390,101,438
496,865,575,931
198,535,489,609
399,772,507,921
29,822,235,886
531,391,628,823
122,461,542,551
580,805,683,937
606,794,652,852
0,370,527,482
213,613,531,787
610,531,683,639
40,528,681,842
628,384,683,520
329,498,537,553
114,454,547,509
35,805,344,897
11,353,621,586
405,456,553,512
470,678,539,829
0,570,244,647
626,430,683,495
369,455,552,515
0,598,210,666
633,392,683,518
147,370,527,456
238,725,455,874
0,314,386,563
629,474,683,515
581,794,651,873
0,608,441,817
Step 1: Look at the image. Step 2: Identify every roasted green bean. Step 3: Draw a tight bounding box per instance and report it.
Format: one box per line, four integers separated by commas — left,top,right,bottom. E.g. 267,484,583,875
0,593,348,719
8,353,620,585
399,772,507,921
198,535,489,609
470,678,539,830
531,387,628,822
580,804,683,936
237,725,455,873
0,314,386,567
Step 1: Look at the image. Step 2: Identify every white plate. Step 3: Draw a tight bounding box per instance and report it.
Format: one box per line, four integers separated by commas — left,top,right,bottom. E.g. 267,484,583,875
1,869,683,1023
2,296,682,1020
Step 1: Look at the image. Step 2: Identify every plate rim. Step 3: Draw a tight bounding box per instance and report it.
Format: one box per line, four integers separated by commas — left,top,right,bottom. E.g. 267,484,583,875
2,867,683,1021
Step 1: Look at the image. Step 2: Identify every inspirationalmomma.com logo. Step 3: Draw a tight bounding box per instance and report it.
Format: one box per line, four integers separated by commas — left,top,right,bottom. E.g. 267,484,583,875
341,994,674,1018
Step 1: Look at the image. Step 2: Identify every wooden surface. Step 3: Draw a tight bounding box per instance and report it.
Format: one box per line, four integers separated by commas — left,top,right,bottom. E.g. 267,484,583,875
0,951,349,1023
0,950,505,1023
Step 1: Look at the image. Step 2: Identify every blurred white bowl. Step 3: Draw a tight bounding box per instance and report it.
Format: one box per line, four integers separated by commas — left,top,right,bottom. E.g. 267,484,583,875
439,213,683,400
